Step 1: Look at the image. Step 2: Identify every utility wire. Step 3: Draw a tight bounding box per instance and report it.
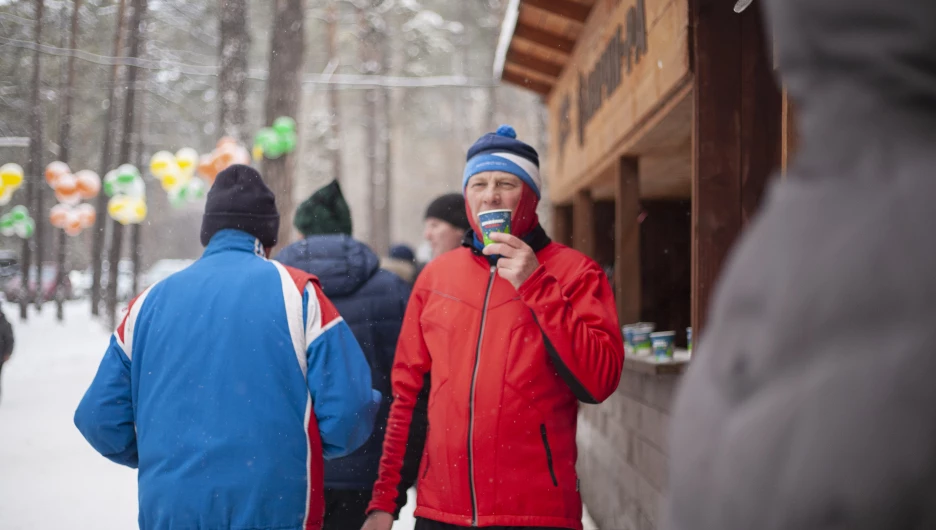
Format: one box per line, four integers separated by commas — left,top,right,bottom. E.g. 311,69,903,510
0,35,499,88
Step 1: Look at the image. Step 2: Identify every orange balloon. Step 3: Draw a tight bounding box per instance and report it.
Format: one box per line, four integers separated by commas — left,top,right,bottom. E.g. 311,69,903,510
75,170,101,199
49,205,69,229
45,161,71,188
55,173,78,194
65,217,83,236
54,174,81,205
197,154,215,180
215,151,235,172
76,204,96,228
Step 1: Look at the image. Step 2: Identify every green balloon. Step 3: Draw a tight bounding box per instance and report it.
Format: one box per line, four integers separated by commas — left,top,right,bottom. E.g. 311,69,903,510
264,136,286,159
255,128,278,151
280,130,297,153
169,188,187,208
116,173,136,185
10,210,27,222
18,218,34,239
117,164,141,179
187,179,206,200
0,215,13,228
272,116,296,135
104,181,115,197
11,205,28,217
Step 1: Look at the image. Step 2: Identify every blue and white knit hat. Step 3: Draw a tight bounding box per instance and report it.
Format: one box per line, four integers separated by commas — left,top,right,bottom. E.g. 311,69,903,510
463,125,541,198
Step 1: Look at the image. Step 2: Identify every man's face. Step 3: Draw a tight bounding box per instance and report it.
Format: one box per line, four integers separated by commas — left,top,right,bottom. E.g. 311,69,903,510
423,218,465,259
465,171,524,226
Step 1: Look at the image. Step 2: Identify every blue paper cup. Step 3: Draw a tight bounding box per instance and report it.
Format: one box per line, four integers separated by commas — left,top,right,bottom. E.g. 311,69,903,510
651,331,676,361
478,209,512,246
622,324,637,356
631,322,655,356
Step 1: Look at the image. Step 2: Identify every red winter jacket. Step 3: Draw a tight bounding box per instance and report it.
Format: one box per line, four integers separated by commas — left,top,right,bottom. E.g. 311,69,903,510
368,226,624,529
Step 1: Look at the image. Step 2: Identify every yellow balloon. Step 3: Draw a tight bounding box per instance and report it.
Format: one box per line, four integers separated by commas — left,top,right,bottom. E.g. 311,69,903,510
252,145,264,162
107,196,126,221
175,148,199,175
161,173,180,192
133,201,148,222
0,163,24,190
149,151,176,179
0,185,12,206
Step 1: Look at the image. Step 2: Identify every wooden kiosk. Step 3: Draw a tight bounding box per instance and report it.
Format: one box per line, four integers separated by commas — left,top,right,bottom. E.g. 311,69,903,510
494,0,789,527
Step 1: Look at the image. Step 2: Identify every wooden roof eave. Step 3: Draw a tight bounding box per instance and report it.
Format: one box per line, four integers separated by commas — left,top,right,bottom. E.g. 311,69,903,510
494,0,595,96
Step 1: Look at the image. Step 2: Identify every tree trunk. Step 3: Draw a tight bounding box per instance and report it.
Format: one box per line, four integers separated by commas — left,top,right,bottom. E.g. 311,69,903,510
358,2,389,254
219,0,250,145
378,82,391,255
375,20,392,256
106,0,146,329
91,0,127,317
131,62,147,298
55,0,82,322
32,0,48,314
325,0,343,185
262,0,305,251
21,0,45,320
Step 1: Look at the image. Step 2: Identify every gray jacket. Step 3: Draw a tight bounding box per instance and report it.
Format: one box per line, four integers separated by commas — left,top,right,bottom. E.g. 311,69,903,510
664,0,936,529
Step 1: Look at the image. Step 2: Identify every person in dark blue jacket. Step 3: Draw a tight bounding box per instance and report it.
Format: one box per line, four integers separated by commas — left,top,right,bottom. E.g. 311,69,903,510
75,166,381,530
277,180,425,530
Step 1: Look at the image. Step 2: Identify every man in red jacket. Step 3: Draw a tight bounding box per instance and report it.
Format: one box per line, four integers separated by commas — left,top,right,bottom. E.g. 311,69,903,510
363,126,624,530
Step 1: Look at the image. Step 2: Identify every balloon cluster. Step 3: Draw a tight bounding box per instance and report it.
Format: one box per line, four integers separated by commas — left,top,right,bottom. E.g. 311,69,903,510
46,161,101,236
104,164,147,225
149,148,209,208
196,137,251,185
0,163,25,205
1,205,35,239
51,203,97,236
253,117,297,160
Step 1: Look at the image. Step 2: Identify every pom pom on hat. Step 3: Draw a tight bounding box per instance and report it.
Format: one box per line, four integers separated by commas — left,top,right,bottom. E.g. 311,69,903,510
495,125,517,139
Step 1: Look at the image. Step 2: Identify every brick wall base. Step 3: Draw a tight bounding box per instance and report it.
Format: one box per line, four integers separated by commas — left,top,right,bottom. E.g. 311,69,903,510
577,369,682,530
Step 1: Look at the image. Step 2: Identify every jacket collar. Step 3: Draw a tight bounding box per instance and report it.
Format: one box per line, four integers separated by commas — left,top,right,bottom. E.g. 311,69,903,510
203,229,266,258
462,223,552,265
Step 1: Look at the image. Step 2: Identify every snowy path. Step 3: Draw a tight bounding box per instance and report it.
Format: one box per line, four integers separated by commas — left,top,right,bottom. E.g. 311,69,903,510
0,303,595,529
0,302,138,529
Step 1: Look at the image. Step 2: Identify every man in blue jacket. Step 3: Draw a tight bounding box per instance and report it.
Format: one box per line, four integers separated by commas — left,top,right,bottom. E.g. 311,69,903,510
75,165,381,530
277,180,424,530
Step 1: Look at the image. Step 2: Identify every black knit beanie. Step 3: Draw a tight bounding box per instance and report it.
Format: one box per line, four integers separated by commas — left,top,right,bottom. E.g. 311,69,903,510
424,193,470,231
293,180,353,236
200,164,280,248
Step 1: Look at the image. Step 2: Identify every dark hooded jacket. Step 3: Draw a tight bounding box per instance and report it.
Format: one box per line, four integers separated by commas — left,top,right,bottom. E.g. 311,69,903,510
276,235,415,492
665,1,936,529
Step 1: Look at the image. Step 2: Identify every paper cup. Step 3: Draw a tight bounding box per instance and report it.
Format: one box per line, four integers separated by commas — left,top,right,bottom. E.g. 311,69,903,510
631,322,655,356
651,331,676,361
622,324,637,356
478,209,512,246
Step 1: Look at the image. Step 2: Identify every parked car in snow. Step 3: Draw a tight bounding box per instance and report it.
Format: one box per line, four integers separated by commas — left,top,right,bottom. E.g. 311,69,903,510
0,250,18,280
68,260,134,302
141,259,194,290
3,264,72,304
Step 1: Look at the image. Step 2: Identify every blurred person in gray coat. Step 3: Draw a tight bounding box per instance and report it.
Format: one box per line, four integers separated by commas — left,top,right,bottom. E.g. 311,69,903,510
664,0,936,529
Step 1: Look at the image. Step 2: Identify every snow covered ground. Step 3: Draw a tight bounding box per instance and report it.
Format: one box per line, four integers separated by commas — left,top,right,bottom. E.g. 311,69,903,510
0,302,596,529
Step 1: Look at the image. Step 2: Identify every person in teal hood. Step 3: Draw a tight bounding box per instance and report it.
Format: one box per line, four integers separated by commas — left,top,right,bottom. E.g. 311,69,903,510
277,180,426,530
